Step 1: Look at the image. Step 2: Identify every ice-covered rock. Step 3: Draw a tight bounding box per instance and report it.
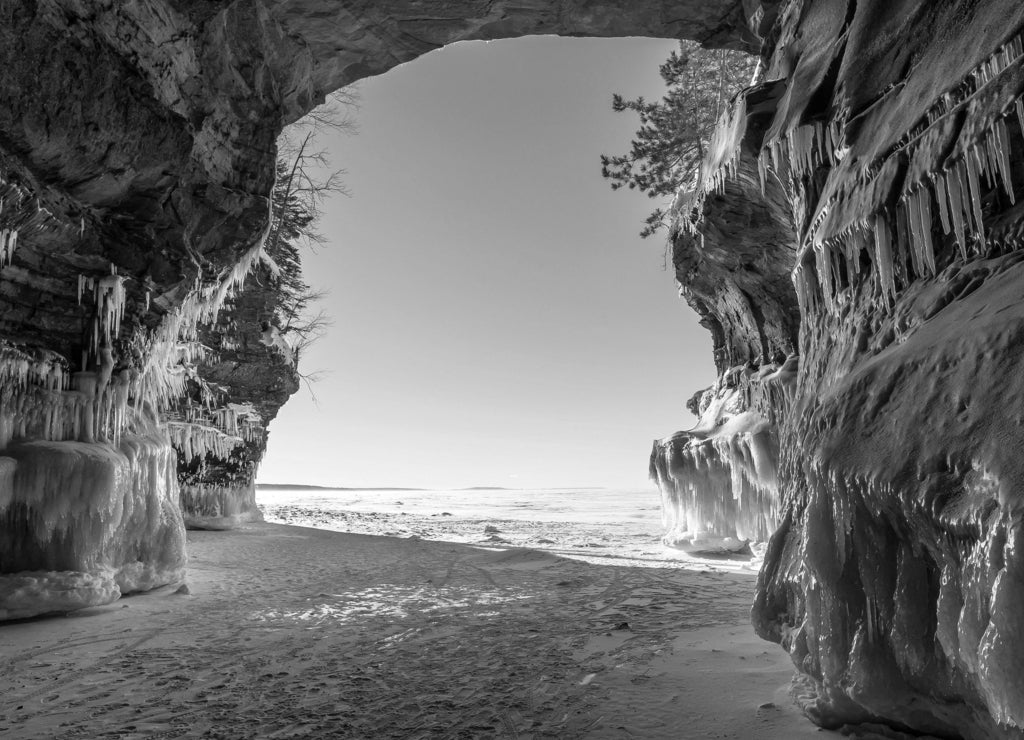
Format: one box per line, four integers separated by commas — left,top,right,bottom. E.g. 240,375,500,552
651,379,785,554
180,483,263,531
653,1,1024,736
170,257,301,529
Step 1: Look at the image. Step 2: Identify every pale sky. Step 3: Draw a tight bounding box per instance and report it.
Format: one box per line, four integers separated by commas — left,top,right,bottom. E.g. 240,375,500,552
257,36,715,490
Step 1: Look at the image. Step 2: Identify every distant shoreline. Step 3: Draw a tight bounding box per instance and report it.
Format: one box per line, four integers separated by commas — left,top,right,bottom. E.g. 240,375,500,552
256,484,608,492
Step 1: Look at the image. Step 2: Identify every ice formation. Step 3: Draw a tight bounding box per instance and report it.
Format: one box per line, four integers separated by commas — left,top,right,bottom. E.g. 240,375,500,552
179,482,263,531
0,175,48,270
160,242,300,530
651,361,791,553
167,421,244,462
259,322,294,363
0,431,186,619
0,204,271,616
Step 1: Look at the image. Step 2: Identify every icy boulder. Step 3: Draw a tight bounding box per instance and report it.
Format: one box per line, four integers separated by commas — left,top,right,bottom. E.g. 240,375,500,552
0,432,186,620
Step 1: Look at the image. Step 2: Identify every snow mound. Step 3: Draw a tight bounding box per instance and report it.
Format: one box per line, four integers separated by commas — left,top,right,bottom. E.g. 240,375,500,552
0,569,120,620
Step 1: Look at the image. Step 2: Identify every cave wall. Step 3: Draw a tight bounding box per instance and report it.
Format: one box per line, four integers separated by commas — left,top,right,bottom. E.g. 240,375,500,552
651,0,1024,736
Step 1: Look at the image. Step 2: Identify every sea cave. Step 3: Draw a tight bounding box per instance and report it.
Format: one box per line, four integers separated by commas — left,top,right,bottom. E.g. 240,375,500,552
2,1,1024,737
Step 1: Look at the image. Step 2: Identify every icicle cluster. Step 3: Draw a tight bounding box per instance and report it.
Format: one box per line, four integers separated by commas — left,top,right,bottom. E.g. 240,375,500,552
790,34,1024,315
180,481,262,530
650,372,791,553
652,419,780,552
0,341,68,393
78,266,128,358
0,368,136,449
132,236,265,418
739,355,799,427
930,35,1024,126
0,174,54,271
676,94,749,236
166,421,244,462
165,399,262,466
0,430,187,620
762,118,847,191
214,402,262,442
0,227,17,268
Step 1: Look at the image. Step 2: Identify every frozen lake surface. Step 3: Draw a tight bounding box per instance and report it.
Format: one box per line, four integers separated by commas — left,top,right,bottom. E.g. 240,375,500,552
257,486,762,571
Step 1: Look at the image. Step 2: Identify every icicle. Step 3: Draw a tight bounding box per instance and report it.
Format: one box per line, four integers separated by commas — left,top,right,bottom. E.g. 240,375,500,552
993,118,1015,204
0,228,16,267
965,148,986,250
873,215,896,304
902,198,923,278
946,163,969,259
934,172,952,235
971,143,991,191
904,189,935,278
814,244,835,313
94,273,126,345
846,229,863,277
74,372,97,443
890,202,907,287
985,129,1004,191
793,264,811,314
918,188,936,275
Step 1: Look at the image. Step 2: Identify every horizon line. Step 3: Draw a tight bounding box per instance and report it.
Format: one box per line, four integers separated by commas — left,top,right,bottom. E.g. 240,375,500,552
255,483,612,491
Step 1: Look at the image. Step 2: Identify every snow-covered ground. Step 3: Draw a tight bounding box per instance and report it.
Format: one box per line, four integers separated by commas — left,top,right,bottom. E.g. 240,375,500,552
258,486,765,572
0,521,822,739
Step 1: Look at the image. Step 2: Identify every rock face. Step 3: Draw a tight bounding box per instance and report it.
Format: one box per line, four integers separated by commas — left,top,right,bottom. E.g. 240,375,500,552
652,1,1024,737
2,1,1024,736
171,257,301,530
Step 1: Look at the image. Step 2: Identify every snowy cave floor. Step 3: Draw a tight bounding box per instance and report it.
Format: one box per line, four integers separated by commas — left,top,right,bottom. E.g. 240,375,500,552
0,522,828,739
